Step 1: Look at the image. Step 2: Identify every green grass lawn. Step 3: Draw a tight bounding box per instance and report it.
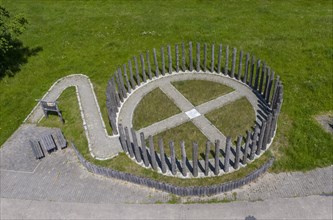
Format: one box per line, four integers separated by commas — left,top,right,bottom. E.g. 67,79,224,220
1,0,332,172
133,88,181,130
206,97,256,142
172,80,234,106
151,121,209,160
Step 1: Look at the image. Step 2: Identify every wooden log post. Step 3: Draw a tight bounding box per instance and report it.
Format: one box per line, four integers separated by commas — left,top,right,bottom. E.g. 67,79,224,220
263,67,271,99
111,77,120,108
243,131,251,165
167,44,172,74
175,44,179,72
234,136,242,169
250,125,260,160
231,47,237,78
243,53,250,83
140,132,149,167
211,43,215,72
153,48,159,77
180,140,187,177
224,45,229,75
158,138,167,173
140,53,147,83
204,141,211,176
249,55,255,87
192,142,199,177
169,141,176,175
118,124,127,153
214,140,220,175
123,64,131,93
262,113,272,150
257,121,266,155
114,71,124,102
148,135,158,170
217,44,222,73
146,51,152,80
237,50,243,80
224,137,231,173
203,43,207,72
124,127,134,158
259,62,266,94
118,68,127,98
270,109,279,141
266,71,274,103
189,42,193,71
254,59,261,90
271,76,280,108
182,42,186,71
128,60,136,89
131,128,142,163
196,42,200,72
161,47,165,75
134,56,141,86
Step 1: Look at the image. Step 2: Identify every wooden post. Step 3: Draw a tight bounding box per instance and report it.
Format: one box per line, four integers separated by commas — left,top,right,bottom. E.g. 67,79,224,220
254,59,261,90
224,45,229,75
167,44,172,74
118,124,127,153
124,127,134,158
204,141,211,176
217,44,222,73
169,141,176,175
243,131,251,164
134,56,141,86
231,48,237,78
271,76,280,108
114,71,124,102
266,71,274,103
140,53,147,83
257,121,266,155
158,138,166,173
192,142,198,177
210,44,215,72
128,60,136,89
243,53,250,83
140,132,149,167
263,67,271,99
259,62,266,94
196,42,200,72
203,43,207,72
182,42,186,71
249,55,255,87
180,140,187,177
161,47,165,75
175,44,179,72
214,139,220,175
153,48,159,77
118,68,127,98
148,135,157,170
131,128,142,162
146,51,152,80
224,137,231,173
262,113,272,150
189,42,193,71
250,125,260,160
237,50,243,80
234,136,242,169
123,64,131,93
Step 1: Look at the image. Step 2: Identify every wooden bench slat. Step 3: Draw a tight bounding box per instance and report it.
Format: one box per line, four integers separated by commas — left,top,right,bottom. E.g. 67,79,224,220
52,129,67,149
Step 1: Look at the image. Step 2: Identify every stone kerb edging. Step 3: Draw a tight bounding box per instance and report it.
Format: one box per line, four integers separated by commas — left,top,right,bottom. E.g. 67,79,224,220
106,42,283,178
71,142,275,196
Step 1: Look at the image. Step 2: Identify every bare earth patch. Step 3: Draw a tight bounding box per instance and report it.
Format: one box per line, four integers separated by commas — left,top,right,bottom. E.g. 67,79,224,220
315,113,333,134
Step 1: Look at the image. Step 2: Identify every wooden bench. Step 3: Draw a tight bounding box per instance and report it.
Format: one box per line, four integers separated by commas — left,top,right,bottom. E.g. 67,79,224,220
52,129,67,149
29,140,44,159
39,135,57,153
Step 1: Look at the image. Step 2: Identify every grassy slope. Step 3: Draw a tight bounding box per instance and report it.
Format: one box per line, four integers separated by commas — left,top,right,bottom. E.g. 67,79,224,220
172,80,234,106
1,0,332,171
133,88,181,130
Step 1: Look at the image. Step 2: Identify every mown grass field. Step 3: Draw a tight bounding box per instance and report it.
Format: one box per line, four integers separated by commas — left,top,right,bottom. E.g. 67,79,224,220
1,0,332,172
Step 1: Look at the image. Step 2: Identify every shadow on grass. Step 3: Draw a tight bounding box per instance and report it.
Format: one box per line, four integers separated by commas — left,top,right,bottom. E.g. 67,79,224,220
0,39,43,79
